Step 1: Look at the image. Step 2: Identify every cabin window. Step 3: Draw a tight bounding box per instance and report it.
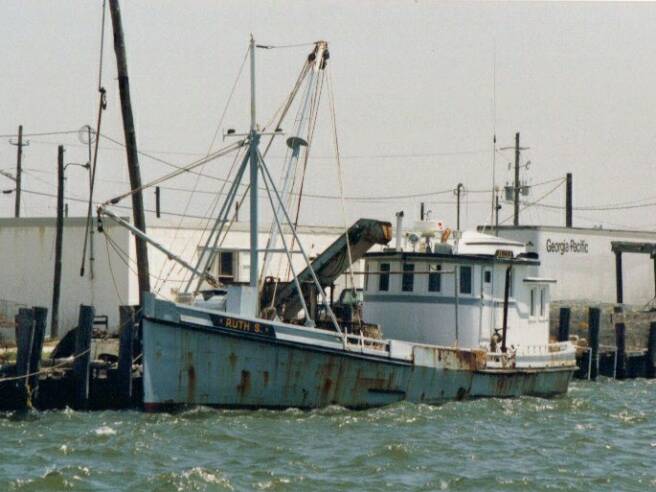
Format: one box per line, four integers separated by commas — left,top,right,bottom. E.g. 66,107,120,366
530,288,536,317
459,266,472,294
428,264,442,292
402,263,415,292
540,288,546,317
484,270,491,283
364,263,370,291
215,251,235,282
379,263,390,291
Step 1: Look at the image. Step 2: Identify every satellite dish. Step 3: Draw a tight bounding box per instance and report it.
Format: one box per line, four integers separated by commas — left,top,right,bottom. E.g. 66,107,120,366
78,125,97,145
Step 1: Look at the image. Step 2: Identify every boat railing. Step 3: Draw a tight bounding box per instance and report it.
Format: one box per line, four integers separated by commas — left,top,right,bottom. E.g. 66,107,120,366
344,333,391,354
515,342,572,356
485,340,576,369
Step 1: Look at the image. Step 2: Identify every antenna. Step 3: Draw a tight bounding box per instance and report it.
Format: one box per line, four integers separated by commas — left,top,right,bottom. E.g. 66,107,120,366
490,40,497,228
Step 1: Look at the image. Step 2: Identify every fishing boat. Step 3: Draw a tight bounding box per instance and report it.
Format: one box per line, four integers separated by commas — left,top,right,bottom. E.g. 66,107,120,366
99,38,576,411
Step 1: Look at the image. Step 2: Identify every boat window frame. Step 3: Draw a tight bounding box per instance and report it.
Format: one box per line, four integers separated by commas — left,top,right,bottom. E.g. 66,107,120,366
213,249,236,283
378,262,390,292
402,263,415,292
530,287,536,319
540,287,546,319
428,263,442,292
459,265,472,295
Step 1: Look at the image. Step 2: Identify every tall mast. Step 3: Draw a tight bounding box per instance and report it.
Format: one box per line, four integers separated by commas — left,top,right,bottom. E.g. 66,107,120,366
249,35,259,291
109,0,151,302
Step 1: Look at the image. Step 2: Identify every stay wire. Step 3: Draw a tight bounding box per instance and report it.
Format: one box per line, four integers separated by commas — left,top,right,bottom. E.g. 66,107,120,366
154,47,249,292
327,69,358,300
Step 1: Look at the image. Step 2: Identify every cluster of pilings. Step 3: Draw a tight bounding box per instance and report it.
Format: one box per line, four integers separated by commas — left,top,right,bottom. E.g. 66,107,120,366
557,306,656,380
0,305,141,412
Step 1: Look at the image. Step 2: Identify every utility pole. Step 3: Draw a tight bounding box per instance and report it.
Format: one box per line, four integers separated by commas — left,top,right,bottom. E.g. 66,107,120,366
109,0,151,302
565,172,573,228
9,125,29,218
500,132,528,227
455,183,464,231
51,145,65,339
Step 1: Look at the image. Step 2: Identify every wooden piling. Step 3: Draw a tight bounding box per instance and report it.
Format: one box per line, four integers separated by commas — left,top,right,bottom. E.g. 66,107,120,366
14,308,34,407
558,307,571,342
73,305,95,410
29,307,47,396
118,305,135,407
646,322,656,379
614,322,626,379
588,307,601,380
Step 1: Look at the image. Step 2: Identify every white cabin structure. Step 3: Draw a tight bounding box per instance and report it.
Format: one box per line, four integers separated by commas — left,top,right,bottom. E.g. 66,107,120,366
363,231,555,354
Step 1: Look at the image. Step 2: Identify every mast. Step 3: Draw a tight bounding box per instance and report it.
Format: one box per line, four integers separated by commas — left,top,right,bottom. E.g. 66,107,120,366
249,35,259,291
108,0,151,303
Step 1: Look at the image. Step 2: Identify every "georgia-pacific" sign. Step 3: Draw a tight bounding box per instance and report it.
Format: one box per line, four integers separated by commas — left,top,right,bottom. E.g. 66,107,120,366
545,238,589,255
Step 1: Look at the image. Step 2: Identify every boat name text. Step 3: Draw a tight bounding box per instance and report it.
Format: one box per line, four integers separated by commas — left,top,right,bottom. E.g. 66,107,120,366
210,314,275,337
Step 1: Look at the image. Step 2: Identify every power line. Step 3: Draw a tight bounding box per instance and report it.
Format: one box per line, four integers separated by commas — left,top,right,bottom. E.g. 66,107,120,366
0,130,79,139
534,200,656,211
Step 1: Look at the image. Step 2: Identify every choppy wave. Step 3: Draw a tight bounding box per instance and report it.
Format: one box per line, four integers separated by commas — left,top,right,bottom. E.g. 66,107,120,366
1,379,656,491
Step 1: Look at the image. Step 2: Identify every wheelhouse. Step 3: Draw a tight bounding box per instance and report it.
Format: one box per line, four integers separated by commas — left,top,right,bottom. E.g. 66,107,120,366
362,248,554,352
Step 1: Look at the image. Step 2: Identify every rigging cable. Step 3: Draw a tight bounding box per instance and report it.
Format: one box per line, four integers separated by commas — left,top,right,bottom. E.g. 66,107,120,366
80,0,108,278
153,47,249,293
327,69,358,300
281,63,326,282
178,53,313,292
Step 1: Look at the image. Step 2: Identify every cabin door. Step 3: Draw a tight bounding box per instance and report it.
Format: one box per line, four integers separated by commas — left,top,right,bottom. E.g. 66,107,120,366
479,269,494,346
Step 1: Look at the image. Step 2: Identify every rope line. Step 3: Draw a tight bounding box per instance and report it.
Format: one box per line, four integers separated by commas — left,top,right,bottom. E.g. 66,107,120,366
327,70,358,295
0,348,92,383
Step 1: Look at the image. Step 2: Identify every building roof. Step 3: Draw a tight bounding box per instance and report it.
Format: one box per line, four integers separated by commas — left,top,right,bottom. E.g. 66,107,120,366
481,224,656,239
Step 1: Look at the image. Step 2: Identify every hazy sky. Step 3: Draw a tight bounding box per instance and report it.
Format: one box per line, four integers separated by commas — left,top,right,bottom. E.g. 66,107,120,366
2,1,656,231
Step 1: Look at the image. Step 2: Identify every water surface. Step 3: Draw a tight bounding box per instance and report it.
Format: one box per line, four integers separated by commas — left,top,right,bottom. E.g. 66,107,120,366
1,379,655,491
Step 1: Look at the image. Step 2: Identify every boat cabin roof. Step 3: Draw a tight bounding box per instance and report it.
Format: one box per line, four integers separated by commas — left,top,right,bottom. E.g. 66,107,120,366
364,250,540,266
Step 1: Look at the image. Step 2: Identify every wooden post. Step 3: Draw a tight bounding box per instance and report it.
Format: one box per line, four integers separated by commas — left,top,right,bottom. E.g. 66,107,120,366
588,307,601,381
646,322,656,379
501,266,512,353
558,307,571,342
653,256,656,303
455,183,464,231
73,305,94,410
14,308,34,407
29,307,48,397
109,0,151,304
615,251,623,305
565,172,573,228
118,305,135,407
155,186,161,218
614,322,626,379
50,145,65,339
